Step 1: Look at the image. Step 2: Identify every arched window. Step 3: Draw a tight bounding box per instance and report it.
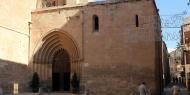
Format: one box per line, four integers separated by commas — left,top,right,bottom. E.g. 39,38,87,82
135,15,139,27
93,15,99,32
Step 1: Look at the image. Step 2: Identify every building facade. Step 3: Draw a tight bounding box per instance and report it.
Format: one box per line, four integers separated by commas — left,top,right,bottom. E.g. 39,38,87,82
0,0,162,94
162,42,170,87
169,48,184,84
30,0,163,94
181,16,190,87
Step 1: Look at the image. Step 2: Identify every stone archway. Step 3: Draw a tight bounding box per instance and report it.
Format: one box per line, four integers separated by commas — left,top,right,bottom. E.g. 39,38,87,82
31,30,81,92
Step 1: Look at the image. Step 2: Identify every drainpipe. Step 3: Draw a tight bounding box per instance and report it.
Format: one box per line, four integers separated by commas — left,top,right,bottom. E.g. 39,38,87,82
81,9,85,93
28,22,32,67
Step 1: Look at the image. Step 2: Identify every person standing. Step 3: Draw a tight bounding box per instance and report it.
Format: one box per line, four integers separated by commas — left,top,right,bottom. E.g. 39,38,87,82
138,82,148,95
0,85,3,95
171,85,180,95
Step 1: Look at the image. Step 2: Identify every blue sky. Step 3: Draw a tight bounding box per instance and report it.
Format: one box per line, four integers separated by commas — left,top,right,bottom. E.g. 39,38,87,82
95,0,189,52
155,0,190,52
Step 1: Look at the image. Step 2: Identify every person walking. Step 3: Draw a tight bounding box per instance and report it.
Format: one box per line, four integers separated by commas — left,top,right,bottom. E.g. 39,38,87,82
138,82,148,95
171,85,180,95
0,83,3,95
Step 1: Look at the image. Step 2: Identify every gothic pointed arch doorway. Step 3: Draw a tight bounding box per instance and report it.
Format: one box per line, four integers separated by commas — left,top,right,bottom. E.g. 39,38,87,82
31,30,81,92
52,48,71,91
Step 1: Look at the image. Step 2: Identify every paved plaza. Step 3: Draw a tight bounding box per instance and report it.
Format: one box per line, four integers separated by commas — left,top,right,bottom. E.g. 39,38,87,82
163,83,190,95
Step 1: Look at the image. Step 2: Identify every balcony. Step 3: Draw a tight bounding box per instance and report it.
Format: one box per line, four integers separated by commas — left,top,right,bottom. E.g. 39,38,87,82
41,0,66,8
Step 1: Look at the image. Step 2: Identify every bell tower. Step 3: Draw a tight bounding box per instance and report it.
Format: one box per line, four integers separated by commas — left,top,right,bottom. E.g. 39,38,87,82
37,0,66,8
36,0,108,8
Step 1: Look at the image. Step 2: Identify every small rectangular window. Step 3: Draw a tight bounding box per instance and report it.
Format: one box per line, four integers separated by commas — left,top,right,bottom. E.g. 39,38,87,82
93,15,99,32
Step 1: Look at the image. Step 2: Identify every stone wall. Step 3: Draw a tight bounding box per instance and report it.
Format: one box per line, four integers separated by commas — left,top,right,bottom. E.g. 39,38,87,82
82,1,162,95
0,59,32,94
0,0,36,64
0,0,36,93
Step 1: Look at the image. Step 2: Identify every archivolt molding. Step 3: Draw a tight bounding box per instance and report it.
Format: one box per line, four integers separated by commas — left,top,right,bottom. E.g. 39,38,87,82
32,29,81,65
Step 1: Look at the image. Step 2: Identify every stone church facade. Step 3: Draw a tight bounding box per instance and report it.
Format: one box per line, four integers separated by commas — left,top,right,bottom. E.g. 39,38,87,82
0,0,162,94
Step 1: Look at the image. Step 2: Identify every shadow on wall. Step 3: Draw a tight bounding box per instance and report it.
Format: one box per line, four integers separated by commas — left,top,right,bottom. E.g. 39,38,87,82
0,59,32,94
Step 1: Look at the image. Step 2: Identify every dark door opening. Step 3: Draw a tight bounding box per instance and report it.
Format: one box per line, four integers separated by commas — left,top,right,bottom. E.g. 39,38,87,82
63,72,70,91
52,49,71,92
52,73,60,91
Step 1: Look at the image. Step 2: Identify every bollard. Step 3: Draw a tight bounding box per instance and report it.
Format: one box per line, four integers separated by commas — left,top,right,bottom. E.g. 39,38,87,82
39,87,43,95
13,82,18,94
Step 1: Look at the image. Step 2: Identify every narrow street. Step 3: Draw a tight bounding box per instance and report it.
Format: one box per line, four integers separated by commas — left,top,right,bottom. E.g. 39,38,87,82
163,83,189,95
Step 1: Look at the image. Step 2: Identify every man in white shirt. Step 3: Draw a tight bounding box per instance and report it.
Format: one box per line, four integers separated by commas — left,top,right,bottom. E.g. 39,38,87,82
138,82,147,95
0,86,3,95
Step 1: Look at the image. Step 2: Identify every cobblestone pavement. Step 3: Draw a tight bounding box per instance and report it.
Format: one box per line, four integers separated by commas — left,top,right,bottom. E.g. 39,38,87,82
163,83,190,95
